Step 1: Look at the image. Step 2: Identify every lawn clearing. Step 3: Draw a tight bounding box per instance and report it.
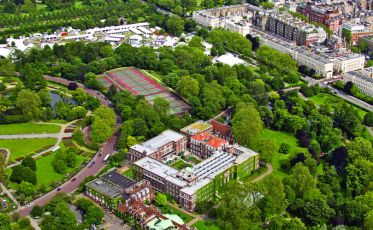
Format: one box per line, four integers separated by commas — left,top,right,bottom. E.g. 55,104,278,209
192,220,220,230
159,204,193,223
185,155,202,164
0,123,61,135
35,151,86,189
308,93,367,119
171,160,192,170
0,138,57,161
259,128,307,178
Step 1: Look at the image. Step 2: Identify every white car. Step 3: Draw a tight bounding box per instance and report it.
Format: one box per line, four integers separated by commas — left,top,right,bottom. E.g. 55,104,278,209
27,202,34,207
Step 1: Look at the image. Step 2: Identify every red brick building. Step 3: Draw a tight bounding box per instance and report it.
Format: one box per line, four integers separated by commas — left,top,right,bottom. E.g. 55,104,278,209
190,132,227,159
297,3,340,34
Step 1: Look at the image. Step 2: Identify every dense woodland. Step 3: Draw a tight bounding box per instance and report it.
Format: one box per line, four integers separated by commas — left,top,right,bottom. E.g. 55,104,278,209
0,4,373,227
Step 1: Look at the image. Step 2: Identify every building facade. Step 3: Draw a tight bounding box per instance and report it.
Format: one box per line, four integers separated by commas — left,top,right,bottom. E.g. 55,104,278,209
333,54,365,73
343,67,373,97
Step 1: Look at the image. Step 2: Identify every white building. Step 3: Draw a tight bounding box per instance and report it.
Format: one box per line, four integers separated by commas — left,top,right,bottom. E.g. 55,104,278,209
343,69,373,97
292,47,334,78
333,53,365,73
258,33,334,78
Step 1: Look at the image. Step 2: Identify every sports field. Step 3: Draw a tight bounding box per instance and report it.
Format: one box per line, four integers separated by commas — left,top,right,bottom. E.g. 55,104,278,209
99,68,190,114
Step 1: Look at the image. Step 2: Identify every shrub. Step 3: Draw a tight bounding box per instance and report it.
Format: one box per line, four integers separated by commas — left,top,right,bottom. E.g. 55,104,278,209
279,143,290,154
31,205,43,218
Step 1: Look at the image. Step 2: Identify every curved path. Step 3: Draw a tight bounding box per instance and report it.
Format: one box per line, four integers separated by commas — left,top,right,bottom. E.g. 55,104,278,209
251,163,273,183
17,76,121,217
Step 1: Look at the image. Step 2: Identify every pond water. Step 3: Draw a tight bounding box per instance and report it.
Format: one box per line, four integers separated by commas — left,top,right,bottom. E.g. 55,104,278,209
49,91,77,117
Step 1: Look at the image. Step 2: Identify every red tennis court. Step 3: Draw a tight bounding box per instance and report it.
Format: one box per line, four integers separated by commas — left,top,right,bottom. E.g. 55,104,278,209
98,68,190,114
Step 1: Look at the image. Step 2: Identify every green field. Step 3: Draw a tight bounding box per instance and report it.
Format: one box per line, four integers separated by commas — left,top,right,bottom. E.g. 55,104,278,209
0,123,61,135
259,128,307,178
171,160,192,170
0,138,57,160
308,93,367,119
192,220,220,230
35,151,86,189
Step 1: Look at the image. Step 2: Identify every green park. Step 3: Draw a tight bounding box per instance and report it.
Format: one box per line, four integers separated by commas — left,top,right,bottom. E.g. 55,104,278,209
0,138,57,161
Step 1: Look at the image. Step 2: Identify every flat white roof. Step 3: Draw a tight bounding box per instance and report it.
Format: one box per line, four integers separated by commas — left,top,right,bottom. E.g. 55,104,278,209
216,53,246,66
130,130,185,155
133,157,187,187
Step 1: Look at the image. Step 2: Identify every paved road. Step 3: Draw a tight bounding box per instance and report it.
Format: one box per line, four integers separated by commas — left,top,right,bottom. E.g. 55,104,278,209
17,76,121,217
328,87,373,112
300,75,373,112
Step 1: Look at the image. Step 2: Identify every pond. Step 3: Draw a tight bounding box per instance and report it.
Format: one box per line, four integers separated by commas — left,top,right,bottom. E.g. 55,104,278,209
49,91,77,117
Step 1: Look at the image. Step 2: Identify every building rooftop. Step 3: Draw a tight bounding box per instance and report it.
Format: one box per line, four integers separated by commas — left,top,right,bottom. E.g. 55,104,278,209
205,136,227,148
133,157,188,187
191,132,212,142
102,170,137,190
180,121,212,136
131,130,186,155
86,179,122,198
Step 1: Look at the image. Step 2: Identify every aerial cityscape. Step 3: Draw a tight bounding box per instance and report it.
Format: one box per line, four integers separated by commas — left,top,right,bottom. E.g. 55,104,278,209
0,0,372,229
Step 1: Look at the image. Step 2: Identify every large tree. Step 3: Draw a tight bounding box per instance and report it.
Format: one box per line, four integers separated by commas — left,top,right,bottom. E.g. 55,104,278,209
20,64,46,91
16,89,42,121
217,182,262,230
232,104,263,148
176,76,199,100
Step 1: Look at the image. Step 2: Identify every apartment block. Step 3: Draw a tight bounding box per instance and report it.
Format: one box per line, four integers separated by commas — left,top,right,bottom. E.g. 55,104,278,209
127,130,187,163
297,3,340,34
333,53,365,73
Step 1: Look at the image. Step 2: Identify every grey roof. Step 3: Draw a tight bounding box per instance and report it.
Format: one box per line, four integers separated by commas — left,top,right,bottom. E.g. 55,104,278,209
133,157,188,187
86,179,122,198
102,170,136,190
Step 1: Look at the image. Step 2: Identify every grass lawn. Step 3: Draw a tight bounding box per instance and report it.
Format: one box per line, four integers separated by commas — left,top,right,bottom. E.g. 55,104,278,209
171,160,192,170
308,93,367,119
192,220,220,230
0,123,61,135
0,138,57,161
160,204,193,223
35,151,86,189
259,128,307,178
